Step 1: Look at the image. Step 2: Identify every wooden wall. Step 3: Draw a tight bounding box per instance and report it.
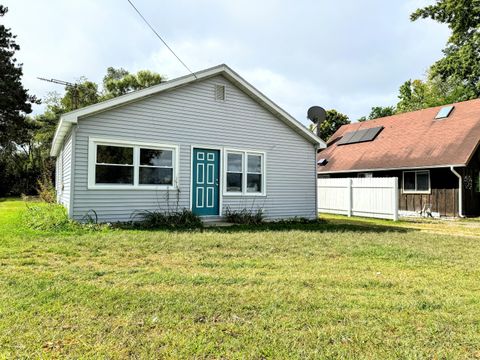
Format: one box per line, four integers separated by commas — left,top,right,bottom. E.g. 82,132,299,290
326,167,462,217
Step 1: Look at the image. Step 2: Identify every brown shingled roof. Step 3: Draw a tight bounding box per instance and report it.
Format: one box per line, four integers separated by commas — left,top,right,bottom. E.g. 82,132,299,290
317,98,480,173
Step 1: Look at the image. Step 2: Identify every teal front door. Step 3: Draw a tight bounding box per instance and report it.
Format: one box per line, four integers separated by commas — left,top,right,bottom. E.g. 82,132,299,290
192,148,220,216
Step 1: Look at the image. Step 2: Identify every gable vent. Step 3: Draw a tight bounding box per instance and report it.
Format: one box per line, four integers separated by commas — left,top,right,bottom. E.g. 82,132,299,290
215,84,226,101
435,105,454,119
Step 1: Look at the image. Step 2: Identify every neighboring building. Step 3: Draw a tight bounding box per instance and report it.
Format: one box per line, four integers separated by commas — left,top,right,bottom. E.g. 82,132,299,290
317,100,480,217
52,64,325,222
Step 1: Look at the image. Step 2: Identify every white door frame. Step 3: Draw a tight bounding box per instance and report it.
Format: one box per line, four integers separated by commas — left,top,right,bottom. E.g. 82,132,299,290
190,145,223,216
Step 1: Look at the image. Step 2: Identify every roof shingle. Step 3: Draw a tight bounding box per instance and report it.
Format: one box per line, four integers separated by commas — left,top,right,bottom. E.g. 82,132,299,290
317,99,480,173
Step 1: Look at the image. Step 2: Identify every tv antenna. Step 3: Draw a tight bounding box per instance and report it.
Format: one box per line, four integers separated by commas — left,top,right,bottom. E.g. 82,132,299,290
38,77,79,109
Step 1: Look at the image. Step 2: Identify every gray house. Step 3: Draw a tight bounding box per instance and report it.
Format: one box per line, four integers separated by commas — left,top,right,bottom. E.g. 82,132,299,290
51,64,325,222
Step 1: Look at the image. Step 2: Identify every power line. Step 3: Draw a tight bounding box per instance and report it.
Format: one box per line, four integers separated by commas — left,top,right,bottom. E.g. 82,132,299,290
127,0,197,79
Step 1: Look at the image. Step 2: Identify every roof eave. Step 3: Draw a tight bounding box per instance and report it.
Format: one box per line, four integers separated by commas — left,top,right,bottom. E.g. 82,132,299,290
317,163,467,174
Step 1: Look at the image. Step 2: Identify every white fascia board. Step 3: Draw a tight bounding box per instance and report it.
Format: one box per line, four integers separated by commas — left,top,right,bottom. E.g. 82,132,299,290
318,163,466,174
50,64,325,156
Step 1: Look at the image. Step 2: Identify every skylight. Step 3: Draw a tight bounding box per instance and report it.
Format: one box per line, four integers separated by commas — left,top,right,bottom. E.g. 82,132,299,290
435,105,454,119
337,126,384,146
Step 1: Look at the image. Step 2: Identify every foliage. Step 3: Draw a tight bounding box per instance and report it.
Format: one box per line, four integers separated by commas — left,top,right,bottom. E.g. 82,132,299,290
396,73,473,113
21,201,109,232
411,0,480,97
22,202,73,231
224,207,265,225
358,106,396,122
2,199,480,357
0,5,39,149
36,173,56,203
129,209,203,230
315,109,350,141
103,67,164,98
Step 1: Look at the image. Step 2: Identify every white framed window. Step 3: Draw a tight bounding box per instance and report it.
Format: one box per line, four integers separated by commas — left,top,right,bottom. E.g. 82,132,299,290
402,170,430,194
224,149,266,196
88,138,178,190
358,172,373,178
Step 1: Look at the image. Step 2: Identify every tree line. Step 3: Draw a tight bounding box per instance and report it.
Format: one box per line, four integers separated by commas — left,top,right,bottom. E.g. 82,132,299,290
1,0,479,196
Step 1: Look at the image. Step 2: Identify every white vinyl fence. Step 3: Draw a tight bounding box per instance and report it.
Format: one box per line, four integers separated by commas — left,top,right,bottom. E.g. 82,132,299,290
317,177,399,220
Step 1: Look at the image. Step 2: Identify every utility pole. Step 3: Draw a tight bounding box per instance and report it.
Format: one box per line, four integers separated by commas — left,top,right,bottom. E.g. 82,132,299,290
37,77,79,109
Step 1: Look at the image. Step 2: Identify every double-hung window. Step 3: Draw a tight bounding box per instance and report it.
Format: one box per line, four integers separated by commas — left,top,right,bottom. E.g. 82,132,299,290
403,170,430,193
89,138,178,189
225,150,265,195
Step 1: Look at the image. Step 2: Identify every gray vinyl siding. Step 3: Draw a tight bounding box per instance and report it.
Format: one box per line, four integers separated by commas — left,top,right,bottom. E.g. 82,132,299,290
72,75,317,222
58,130,73,212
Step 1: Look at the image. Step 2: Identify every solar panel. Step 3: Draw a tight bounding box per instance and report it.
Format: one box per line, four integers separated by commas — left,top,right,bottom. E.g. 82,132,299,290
337,126,384,146
435,105,454,119
362,126,383,142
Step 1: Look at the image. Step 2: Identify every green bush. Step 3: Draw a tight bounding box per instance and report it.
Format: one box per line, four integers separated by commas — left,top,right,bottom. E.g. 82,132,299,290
22,203,109,232
22,203,74,231
36,174,56,203
224,207,264,225
129,209,203,230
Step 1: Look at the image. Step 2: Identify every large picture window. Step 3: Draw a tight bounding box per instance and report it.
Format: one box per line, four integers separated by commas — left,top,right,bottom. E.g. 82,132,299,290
224,150,265,196
403,170,430,193
89,138,178,189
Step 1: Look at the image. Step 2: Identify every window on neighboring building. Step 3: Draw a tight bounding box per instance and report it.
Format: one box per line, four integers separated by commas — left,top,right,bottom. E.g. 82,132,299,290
89,138,177,189
403,170,430,193
476,171,480,193
358,172,373,178
225,150,265,195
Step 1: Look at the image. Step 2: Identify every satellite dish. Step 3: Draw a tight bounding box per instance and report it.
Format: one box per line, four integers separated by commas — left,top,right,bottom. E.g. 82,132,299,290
307,106,327,124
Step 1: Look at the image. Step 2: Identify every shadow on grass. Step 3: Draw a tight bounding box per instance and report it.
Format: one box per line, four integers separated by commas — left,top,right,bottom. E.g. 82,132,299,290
120,219,412,234
206,221,412,234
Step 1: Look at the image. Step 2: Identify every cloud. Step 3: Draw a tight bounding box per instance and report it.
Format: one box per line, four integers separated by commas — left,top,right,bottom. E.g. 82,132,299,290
3,0,451,123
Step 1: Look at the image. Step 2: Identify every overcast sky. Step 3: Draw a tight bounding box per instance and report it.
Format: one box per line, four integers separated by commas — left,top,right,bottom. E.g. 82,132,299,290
3,0,449,125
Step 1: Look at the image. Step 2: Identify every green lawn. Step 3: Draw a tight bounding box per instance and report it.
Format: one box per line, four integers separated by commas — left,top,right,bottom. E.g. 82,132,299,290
1,199,480,358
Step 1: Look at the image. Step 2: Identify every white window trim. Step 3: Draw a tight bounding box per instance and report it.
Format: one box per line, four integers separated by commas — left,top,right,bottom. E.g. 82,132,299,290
402,170,431,194
223,148,266,197
88,137,179,190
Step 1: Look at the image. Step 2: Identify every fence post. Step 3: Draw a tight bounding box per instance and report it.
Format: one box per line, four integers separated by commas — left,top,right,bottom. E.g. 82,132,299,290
392,177,399,221
347,178,352,217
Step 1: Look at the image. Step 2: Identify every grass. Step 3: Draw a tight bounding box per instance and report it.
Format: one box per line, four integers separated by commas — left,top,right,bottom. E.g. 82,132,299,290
1,198,480,358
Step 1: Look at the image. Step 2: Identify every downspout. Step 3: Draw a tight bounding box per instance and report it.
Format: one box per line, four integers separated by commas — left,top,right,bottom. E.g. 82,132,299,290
450,166,464,218
314,144,319,219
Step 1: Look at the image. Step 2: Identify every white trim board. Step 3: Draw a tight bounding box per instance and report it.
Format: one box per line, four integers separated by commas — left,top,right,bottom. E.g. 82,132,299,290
51,64,325,156
318,164,466,174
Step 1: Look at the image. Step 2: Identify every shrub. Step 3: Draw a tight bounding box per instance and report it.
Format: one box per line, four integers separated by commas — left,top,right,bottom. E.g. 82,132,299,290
22,203,74,231
22,203,109,232
36,174,56,203
224,207,264,225
130,209,203,230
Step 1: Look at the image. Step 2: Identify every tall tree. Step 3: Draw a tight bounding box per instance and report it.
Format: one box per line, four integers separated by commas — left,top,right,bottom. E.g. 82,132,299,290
358,106,396,122
411,0,480,96
396,73,472,113
313,109,350,141
103,67,164,98
0,5,38,148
